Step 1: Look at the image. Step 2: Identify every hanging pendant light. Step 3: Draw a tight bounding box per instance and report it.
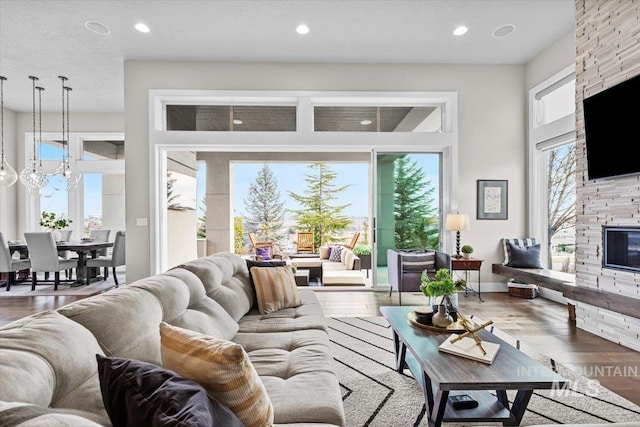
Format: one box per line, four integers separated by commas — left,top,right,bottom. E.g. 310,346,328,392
19,76,48,195
56,76,80,189
0,76,18,187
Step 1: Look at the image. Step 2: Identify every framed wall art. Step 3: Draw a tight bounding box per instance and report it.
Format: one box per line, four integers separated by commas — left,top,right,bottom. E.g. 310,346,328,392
477,180,508,220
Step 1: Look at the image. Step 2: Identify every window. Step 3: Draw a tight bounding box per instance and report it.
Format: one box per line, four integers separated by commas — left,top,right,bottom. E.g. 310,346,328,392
166,105,297,131
313,105,442,132
529,65,576,273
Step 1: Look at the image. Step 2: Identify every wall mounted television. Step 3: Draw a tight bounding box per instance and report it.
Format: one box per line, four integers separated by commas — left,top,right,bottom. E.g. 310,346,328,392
583,73,640,180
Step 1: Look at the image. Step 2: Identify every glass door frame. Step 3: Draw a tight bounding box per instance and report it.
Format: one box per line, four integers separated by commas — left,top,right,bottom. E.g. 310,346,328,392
370,147,456,289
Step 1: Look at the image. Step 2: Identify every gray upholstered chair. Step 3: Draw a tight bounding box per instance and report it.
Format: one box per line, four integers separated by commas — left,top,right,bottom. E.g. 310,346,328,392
24,232,78,291
90,229,111,257
86,231,125,286
0,232,31,292
387,249,451,306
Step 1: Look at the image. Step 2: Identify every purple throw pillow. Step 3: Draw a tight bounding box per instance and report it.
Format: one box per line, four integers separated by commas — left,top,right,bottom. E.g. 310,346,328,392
327,246,333,258
256,247,271,260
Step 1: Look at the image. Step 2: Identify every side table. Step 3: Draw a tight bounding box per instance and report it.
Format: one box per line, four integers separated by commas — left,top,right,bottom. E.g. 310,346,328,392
294,269,310,286
451,258,484,302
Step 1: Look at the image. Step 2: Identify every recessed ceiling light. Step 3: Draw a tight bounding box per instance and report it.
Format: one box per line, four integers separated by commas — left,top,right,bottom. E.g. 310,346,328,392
360,120,372,126
85,21,110,35
233,119,243,125
135,22,150,33
296,24,310,35
493,24,516,38
453,26,468,36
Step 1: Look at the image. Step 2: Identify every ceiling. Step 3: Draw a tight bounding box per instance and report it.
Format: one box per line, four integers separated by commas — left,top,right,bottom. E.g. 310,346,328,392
0,0,575,114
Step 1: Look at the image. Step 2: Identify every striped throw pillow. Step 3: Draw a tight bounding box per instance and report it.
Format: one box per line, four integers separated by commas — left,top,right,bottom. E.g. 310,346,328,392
502,238,537,264
400,251,436,272
250,265,302,314
160,322,274,427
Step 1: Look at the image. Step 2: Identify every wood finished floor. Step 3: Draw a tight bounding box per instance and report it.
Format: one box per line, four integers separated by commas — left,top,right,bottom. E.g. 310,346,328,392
1,289,638,405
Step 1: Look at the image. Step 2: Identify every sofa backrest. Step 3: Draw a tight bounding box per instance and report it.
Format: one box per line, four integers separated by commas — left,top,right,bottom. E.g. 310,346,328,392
0,311,110,424
176,252,254,321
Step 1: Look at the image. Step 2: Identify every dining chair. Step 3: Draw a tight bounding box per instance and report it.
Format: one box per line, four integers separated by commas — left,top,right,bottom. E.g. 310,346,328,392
90,229,111,257
86,231,125,286
24,232,78,291
0,232,31,292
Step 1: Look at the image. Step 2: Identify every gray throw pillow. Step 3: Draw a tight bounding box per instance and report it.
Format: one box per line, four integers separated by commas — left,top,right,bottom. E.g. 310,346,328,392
506,242,543,268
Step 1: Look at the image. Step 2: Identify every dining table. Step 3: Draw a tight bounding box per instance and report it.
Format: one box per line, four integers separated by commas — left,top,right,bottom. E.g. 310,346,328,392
9,240,114,286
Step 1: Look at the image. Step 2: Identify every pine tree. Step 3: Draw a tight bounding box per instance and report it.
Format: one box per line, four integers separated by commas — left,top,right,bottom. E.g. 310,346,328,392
244,165,286,247
288,163,351,250
394,156,438,249
234,216,245,254
197,197,206,238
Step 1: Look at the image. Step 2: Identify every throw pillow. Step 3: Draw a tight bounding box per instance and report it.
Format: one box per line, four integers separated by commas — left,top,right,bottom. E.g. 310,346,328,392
245,259,286,287
159,323,274,427
502,238,536,264
400,251,436,272
329,245,343,262
96,355,243,427
506,241,543,268
250,265,302,314
255,246,271,260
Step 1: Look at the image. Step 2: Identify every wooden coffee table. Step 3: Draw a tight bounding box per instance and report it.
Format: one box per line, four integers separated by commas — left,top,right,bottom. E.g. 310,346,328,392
380,306,567,427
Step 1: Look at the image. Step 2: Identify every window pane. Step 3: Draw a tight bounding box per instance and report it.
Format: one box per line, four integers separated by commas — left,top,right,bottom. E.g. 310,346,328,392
547,143,576,273
39,140,65,161
535,79,575,127
82,140,125,160
40,174,68,224
166,105,297,131
314,106,442,132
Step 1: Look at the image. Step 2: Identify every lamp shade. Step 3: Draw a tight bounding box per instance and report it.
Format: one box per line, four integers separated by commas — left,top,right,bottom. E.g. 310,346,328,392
445,213,470,231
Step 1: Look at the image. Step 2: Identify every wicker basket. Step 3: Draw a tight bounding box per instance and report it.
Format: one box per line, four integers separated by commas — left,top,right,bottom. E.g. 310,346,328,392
508,283,539,299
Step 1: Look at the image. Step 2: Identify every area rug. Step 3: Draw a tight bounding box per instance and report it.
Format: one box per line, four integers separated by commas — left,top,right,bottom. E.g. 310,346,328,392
327,317,640,427
0,280,119,297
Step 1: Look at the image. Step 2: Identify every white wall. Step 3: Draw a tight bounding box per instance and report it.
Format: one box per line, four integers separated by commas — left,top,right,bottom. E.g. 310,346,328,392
526,30,575,90
125,61,526,281
0,108,17,240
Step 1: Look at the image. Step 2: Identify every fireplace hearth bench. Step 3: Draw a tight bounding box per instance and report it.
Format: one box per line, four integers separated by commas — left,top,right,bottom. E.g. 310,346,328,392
492,263,640,320
0,252,345,426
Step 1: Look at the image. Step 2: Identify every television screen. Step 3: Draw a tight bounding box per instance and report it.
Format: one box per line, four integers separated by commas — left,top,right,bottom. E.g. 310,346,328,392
583,73,640,180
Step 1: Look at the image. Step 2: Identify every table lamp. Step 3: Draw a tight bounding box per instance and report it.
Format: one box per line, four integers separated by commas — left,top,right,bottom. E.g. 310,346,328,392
446,213,470,258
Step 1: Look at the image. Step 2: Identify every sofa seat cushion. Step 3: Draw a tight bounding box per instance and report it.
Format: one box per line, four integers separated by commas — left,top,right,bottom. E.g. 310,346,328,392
234,330,345,427
322,261,346,271
238,290,327,333
290,257,322,268
0,311,109,424
322,270,366,285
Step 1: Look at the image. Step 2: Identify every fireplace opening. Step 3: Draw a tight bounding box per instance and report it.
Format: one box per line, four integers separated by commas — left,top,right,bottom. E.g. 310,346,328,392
603,226,640,273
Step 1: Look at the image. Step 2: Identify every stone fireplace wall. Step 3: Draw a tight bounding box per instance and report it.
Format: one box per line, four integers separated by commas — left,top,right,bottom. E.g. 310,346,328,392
575,0,640,351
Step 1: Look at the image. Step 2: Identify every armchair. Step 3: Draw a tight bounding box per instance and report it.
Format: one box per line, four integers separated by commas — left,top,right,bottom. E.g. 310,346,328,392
387,249,451,306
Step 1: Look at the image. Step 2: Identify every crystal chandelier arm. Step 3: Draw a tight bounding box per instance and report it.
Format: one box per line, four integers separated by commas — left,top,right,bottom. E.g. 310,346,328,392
36,86,44,167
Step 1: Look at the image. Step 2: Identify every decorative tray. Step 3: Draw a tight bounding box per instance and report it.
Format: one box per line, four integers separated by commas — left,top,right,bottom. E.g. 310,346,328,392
407,310,472,334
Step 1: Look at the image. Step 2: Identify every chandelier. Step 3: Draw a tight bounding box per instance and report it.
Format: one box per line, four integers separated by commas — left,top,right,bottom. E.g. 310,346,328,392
19,76,48,195
0,76,18,188
55,76,80,189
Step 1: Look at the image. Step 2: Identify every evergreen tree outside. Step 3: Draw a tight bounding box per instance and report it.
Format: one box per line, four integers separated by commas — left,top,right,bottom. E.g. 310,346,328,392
394,156,439,249
288,163,351,251
234,216,245,255
197,197,206,238
244,164,286,248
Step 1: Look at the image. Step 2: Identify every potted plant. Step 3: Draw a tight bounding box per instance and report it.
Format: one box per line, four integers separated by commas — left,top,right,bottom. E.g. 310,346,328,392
420,268,457,327
461,245,474,259
352,244,372,271
39,211,72,241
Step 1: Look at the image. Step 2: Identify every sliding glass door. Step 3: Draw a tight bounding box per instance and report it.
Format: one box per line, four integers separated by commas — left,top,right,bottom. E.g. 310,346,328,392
372,151,441,288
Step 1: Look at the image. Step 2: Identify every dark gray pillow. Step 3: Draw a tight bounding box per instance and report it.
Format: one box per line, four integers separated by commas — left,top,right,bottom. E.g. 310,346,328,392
506,242,543,268
96,355,243,427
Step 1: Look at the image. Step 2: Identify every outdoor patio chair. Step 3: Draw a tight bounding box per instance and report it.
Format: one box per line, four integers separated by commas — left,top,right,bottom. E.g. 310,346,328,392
343,232,360,250
296,231,315,253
